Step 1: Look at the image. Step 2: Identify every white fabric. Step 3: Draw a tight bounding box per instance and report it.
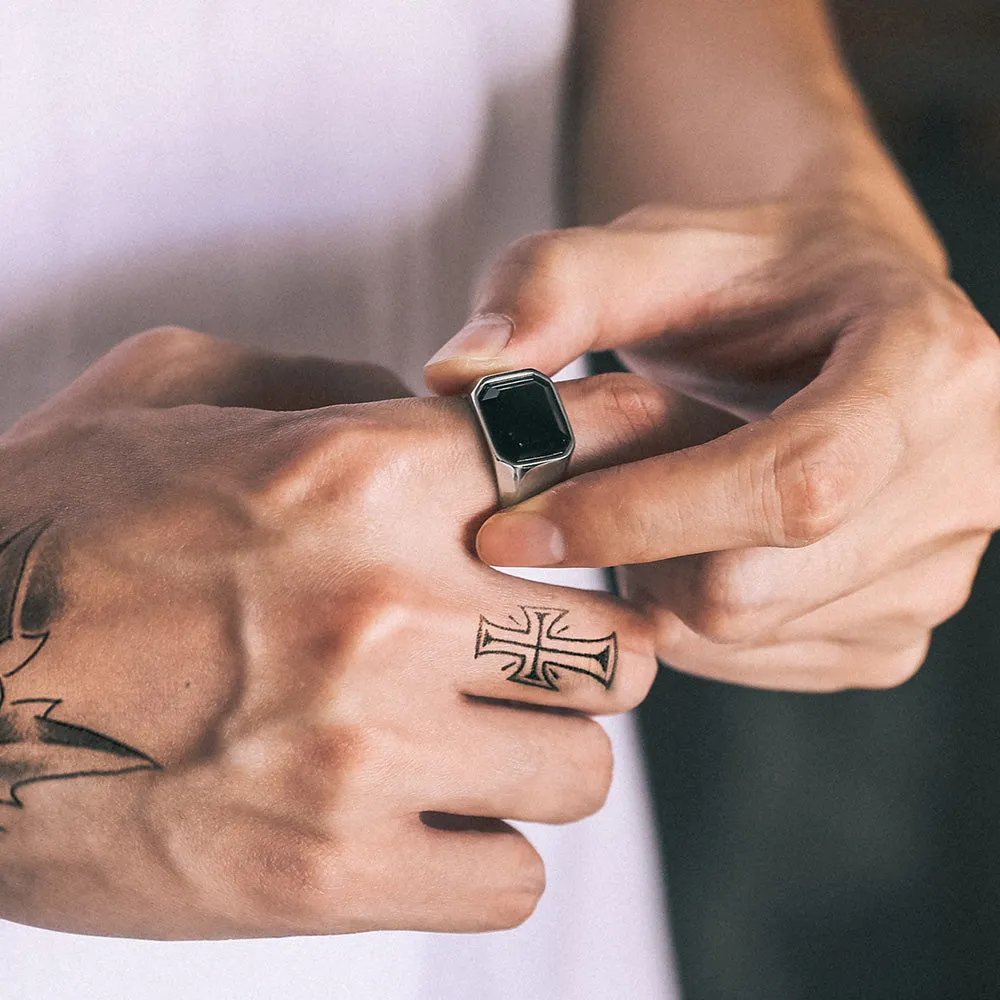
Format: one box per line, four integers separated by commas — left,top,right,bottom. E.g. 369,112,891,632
0,3,681,997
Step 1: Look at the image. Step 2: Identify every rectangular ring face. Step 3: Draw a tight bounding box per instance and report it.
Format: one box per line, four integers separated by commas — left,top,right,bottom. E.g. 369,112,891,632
476,371,573,465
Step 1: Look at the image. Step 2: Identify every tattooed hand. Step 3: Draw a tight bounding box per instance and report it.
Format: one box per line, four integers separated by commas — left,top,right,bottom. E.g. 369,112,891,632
0,328,658,939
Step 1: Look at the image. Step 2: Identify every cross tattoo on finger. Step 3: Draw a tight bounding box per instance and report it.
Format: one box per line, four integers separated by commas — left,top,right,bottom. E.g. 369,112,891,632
474,606,617,692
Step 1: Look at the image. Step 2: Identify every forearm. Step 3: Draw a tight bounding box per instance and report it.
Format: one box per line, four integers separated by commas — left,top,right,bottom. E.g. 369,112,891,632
571,0,946,270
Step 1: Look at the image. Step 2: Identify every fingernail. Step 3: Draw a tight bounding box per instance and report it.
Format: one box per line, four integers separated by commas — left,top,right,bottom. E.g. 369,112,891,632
477,511,566,567
425,313,513,367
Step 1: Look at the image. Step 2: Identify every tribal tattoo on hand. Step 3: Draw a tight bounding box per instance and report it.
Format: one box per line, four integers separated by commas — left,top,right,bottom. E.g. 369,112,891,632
475,606,617,692
0,521,159,832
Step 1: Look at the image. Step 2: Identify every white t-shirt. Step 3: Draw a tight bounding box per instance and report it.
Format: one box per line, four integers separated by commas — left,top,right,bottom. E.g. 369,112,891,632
0,3,681,997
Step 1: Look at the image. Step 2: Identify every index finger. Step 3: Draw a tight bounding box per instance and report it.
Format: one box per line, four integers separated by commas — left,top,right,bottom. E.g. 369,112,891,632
476,397,902,568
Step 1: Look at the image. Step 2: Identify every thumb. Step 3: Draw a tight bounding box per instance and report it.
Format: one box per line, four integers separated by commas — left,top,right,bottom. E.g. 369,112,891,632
424,209,775,395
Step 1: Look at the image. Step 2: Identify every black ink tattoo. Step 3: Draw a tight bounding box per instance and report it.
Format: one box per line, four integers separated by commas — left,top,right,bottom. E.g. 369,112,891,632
475,606,617,692
0,521,159,831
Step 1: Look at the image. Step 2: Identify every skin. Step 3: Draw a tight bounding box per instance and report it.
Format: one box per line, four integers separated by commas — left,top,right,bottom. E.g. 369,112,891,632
4,0,996,943
424,0,1000,692
0,328,663,938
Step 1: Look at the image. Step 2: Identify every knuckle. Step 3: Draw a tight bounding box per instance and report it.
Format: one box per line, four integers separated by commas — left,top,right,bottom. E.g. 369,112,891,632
269,838,335,913
684,557,763,643
683,601,756,645
87,326,225,406
927,575,977,627
897,283,1000,411
285,840,378,933
232,828,344,931
889,574,973,633
956,311,1000,377
122,325,213,357
488,229,586,311
247,414,388,518
592,372,671,449
974,335,1000,398
608,202,664,230
768,432,860,545
296,725,370,795
858,639,930,690
903,542,986,629
251,576,422,717
650,605,691,654
931,287,1000,380
320,581,418,688
955,325,1000,421
524,229,582,283
330,722,411,809
291,574,409,663
225,723,369,827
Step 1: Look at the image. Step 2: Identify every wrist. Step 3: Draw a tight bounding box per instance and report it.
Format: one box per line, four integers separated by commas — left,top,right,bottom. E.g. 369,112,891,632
786,122,949,276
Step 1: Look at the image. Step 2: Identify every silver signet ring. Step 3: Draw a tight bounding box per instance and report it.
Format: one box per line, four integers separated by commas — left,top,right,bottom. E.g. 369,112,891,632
470,369,576,508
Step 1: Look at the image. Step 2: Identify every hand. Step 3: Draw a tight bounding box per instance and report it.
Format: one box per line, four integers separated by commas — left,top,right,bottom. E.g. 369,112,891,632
424,199,1000,691
0,328,657,938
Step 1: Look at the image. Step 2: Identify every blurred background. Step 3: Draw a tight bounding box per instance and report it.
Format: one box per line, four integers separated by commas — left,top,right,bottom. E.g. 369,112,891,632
639,2,1000,998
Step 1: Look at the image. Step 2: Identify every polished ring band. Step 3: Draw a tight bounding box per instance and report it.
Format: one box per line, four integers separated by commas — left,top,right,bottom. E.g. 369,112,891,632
470,368,576,508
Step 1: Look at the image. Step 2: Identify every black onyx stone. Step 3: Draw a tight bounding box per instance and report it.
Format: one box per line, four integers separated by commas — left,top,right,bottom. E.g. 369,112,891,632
478,375,572,465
